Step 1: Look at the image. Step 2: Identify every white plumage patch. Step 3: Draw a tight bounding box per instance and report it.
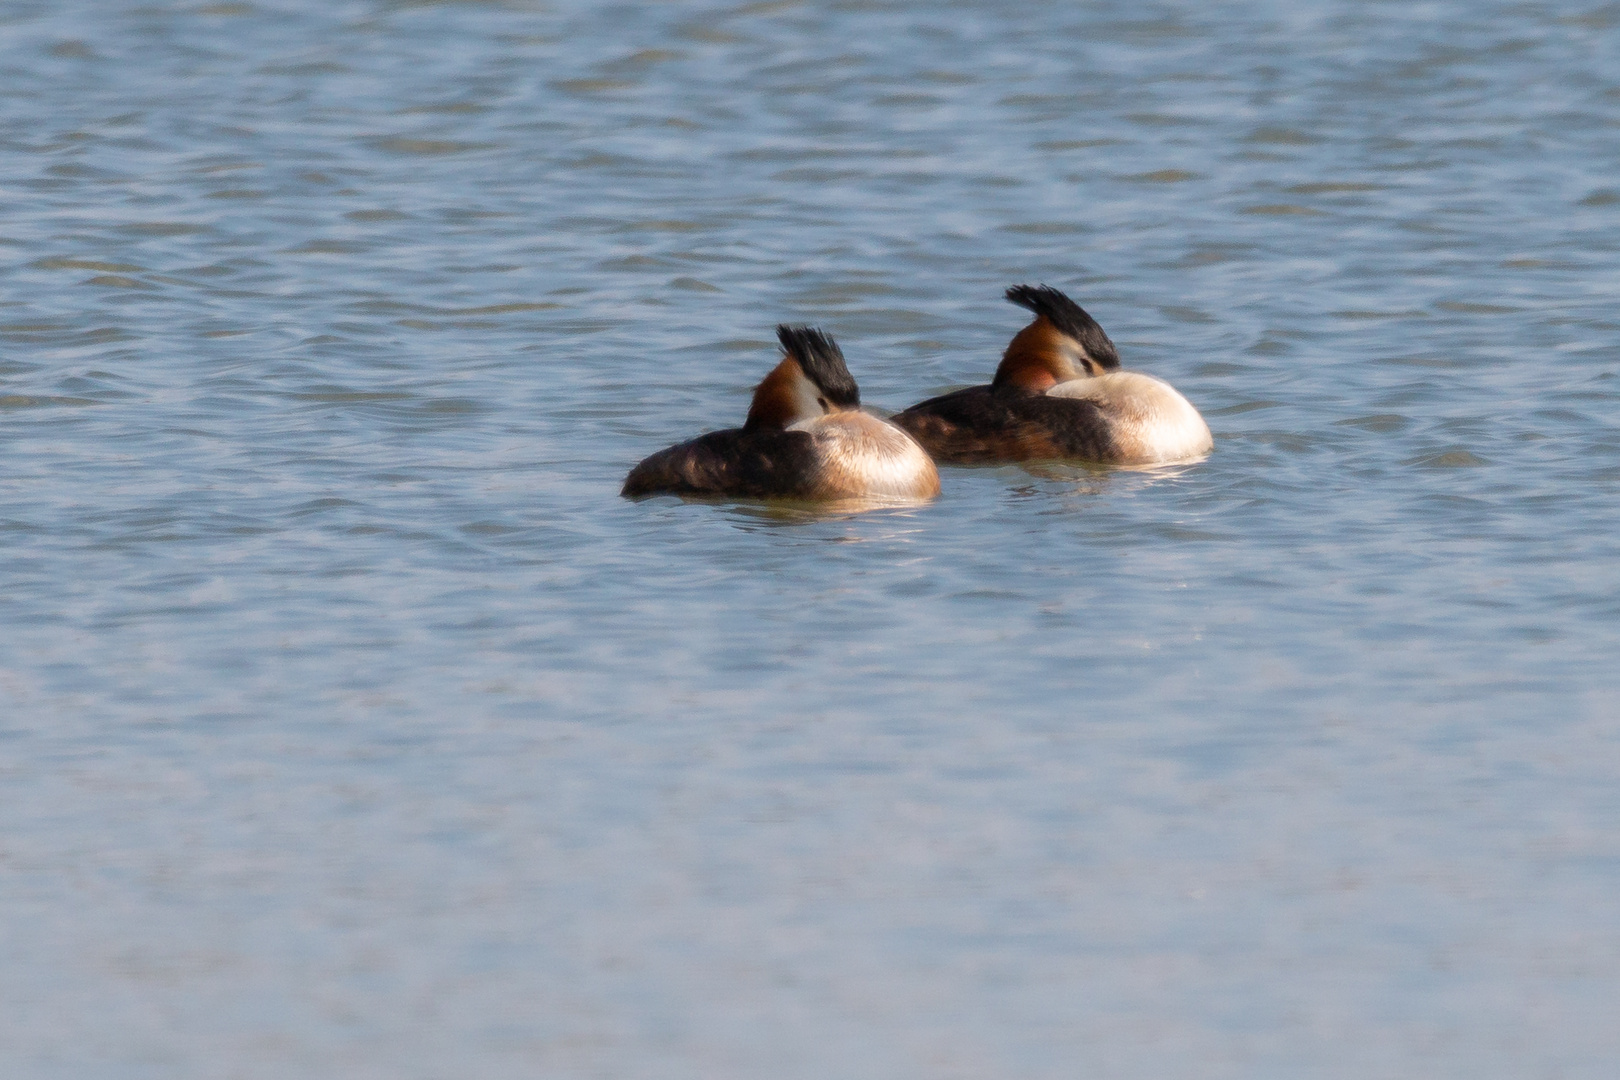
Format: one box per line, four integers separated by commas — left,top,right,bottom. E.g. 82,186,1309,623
790,411,941,499
1046,371,1213,464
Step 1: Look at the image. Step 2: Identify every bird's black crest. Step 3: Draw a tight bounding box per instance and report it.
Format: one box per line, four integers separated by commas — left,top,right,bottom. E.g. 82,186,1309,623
1005,284,1120,371
776,325,860,407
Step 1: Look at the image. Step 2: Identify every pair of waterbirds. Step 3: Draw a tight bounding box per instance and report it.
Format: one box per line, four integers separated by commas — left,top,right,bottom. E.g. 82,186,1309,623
622,285,1212,504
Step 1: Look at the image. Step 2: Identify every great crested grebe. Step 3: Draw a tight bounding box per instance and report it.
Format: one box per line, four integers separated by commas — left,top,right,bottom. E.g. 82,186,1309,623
622,325,941,502
892,285,1212,466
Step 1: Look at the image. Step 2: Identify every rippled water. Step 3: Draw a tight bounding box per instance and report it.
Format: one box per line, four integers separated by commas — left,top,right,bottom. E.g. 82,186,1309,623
4,1,1620,1076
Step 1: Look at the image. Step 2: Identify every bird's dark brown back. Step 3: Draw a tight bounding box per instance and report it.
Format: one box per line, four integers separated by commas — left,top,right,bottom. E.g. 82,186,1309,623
621,427,821,498
892,386,1119,464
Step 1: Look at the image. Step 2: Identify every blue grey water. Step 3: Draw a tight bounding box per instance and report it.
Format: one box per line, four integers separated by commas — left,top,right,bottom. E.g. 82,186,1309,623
2,0,1618,1075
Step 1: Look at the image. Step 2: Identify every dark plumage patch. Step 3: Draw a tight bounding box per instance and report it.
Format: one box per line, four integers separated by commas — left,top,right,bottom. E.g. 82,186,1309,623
622,427,822,498
1004,284,1120,371
776,325,859,407
893,385,1120,464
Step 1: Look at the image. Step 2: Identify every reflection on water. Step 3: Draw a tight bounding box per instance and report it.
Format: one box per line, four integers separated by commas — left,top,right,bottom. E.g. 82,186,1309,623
717,499,938,529
3,1,1620,1077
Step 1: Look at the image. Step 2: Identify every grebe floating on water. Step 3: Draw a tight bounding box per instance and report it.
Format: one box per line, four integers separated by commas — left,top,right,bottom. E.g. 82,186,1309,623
622,325,941,502
892,285,1212,466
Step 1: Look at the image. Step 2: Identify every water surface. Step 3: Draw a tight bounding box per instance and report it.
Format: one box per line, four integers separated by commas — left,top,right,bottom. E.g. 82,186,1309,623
3,1,1619,1076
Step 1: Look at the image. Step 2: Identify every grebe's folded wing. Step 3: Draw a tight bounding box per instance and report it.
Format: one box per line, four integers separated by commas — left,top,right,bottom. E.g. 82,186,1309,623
893,386,1118,464
621,427,820,498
